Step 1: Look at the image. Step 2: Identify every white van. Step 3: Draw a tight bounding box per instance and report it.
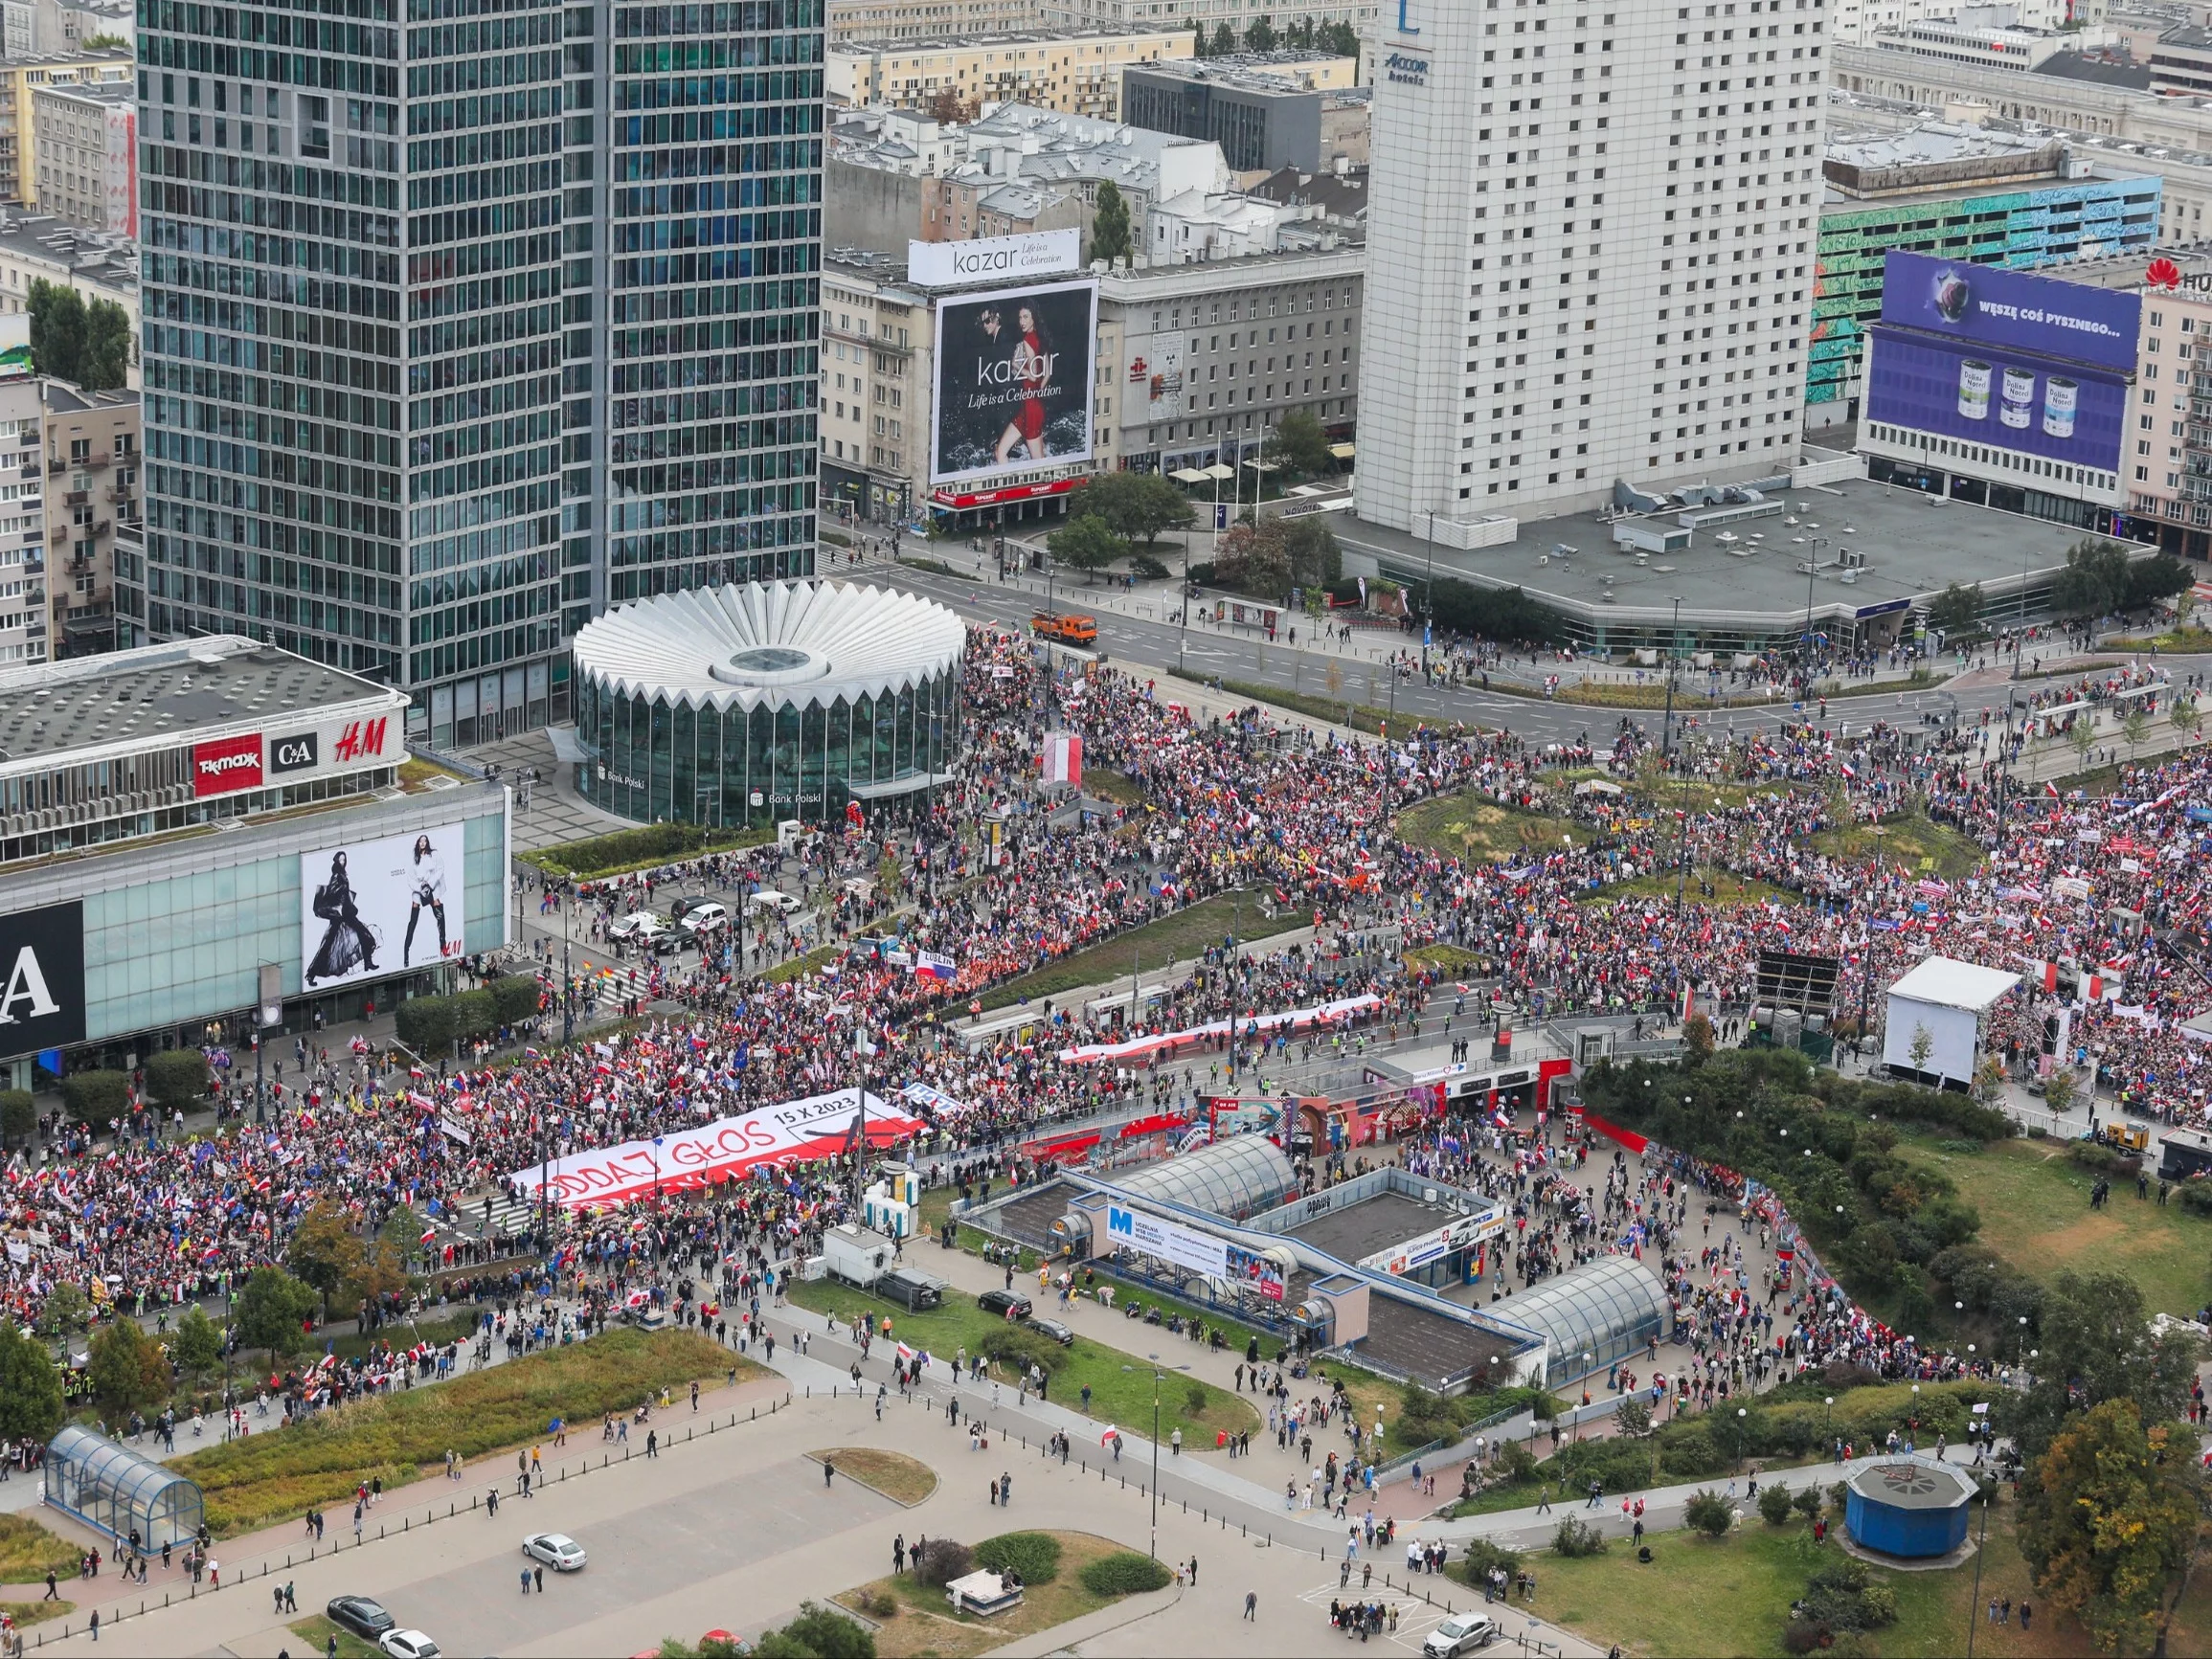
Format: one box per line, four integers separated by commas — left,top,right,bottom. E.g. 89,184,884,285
678,900,731,938
748,889,802,917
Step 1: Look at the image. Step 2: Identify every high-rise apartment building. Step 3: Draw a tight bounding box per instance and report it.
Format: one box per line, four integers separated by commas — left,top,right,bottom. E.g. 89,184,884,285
1355,0,1828,538
130,0,824,750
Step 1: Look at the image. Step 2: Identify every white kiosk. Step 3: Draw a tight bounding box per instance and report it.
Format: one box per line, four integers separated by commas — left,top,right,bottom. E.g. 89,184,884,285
1883,956,2020,1091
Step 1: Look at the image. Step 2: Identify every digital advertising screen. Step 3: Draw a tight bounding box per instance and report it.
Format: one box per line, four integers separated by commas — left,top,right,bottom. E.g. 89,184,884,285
1878,250,2141,373
930,279,1097,486
300,827,461,990
1864,327,2130,475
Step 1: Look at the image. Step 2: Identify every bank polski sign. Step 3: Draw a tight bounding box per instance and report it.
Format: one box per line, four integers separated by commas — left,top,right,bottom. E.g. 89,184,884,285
1105,1203,1229,1279
909,230,1080,288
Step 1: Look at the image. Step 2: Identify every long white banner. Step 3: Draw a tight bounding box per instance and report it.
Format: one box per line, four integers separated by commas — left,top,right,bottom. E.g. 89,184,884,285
512,1087,919,1210
1058,993,1382,1065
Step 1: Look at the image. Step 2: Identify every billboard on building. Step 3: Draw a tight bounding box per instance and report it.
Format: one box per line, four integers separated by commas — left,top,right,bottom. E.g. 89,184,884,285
300,826,460,990
1105,1201,1229,1279
0,900,83,1062
1864,330,2130,476
1878,250,2140,371
930,279,1097,486
104,102,136,238
0,314,29,382
907,229,1079,287
1865,250,2141,476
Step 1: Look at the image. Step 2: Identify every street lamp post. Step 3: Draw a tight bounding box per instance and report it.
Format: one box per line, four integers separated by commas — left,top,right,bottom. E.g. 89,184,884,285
1802,538,1826,694
1661,595,1683,759
1422,509,1437,680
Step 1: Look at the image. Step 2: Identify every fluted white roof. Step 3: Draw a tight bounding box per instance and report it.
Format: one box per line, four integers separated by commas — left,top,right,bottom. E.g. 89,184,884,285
573,581,967,714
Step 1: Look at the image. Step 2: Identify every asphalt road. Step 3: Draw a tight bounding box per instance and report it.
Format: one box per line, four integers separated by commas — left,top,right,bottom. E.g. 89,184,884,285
844,544,2207,751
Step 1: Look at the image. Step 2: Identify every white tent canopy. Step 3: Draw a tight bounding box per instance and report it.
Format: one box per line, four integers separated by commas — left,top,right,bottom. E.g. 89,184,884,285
1887,955,2020,1013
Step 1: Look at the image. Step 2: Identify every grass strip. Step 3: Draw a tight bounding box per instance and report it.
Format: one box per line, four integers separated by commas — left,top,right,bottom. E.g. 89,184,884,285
520,820,773,882
0,1514,84,1581
763,943,842,984
1164,665,1397,735
833,1532,1157,1659
976,888,1302,1012
784,1277,1256,1442
812,1446,938,1505
289,1614,383,1658
172,1328,756,1537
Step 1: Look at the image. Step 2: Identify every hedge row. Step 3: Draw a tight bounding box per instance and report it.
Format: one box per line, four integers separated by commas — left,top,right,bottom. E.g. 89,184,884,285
522,819,771,880
393,974,543,1057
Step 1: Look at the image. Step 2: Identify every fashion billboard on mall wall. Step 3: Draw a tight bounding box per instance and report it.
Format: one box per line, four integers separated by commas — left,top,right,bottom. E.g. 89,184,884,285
300,826,459,989
930,279,1097,486
1877,250,2141,373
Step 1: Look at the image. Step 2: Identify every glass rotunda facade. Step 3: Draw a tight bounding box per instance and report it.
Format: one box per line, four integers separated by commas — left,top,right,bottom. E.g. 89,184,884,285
572,582,966,829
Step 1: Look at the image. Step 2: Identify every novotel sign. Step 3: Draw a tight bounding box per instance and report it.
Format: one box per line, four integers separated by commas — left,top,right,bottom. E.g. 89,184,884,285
908,230,1080,288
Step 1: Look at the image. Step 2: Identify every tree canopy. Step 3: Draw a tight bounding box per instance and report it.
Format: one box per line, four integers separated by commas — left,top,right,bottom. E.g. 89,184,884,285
2017,1398,2202,1655
1091,180,1132,266
28,279,129,391
1075,471,1192,545
1047,513,1129,575
233,1266,320,1360
0,1320,64,1446
1926,581,1985,638
1266,409,1334,479
87,1315,169,1414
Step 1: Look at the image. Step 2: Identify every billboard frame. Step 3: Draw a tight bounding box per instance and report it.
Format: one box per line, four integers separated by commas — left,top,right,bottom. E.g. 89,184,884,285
929,277,1099,489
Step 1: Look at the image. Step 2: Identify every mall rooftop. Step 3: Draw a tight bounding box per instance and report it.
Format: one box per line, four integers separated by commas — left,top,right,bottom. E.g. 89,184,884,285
1338,464,2129,655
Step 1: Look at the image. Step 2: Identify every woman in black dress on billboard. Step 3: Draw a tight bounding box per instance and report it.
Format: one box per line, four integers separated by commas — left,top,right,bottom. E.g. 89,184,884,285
305,851,378,985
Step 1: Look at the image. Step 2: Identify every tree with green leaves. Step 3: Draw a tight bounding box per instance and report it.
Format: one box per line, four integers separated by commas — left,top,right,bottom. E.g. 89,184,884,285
1076,470,1192,545
1286,15,1315,48
27,279,86,383
2002,1269,2201,1464
2051,539,2133,620
36,1282,90,1340
1047,513,1129,576
1190,17,1207,55
83,297,129,391
88,1315,169,1414
232,1266,320,1361
0,1087,31,1146
1243,13,1279,51
1210,21,1236,55
287,1199,364,1324
0,1320,64,1446
2125,551,2196,612
2121,707,2151,765
2017,1398,2201,1655
169,1304,223,1390
1266,408,1334,478
1926,581,1984,639
1091,179,1133,266
1321,20,1360,55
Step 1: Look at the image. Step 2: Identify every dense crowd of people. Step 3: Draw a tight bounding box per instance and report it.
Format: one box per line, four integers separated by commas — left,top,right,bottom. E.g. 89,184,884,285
3,624,2208,1395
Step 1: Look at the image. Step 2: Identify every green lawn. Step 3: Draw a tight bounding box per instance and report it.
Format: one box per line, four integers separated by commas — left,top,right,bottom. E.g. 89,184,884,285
1397,795,1591,864
1534,1506,2212,1659
977,888,1301,1011
785,1276,1257,1443
1895,1133,2212,1320
1163,665,1398,736
1808,810,1984,882
172,1328,756,1537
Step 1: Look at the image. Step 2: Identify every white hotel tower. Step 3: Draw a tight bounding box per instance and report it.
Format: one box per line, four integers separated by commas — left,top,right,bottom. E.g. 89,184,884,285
1354,0,1830,538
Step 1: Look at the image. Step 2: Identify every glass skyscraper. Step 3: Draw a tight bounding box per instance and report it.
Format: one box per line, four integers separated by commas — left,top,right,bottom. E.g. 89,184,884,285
128,0,823,750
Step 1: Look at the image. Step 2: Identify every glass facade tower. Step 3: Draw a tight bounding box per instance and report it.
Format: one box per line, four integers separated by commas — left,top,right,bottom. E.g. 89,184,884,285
129,0,824,750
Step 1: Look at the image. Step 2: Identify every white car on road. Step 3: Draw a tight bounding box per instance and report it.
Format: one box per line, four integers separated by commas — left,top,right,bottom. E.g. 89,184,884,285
1423,1613,1499,1657
380,1632,442,1659
523,1532,589,1571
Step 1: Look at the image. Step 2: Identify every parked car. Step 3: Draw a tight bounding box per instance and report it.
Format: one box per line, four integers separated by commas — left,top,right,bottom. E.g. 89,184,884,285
1021,1314,1075,1347
327,1598,396,1642
380,1632,442,1659
667,895,718,926
748,889,802,916
1423,1613,1499,1657
606,911,669,945
978,1289,1032,1320
523,1532,589,1571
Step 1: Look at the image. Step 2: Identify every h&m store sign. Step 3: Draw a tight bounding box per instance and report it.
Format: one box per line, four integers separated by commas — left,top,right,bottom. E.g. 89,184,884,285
0,900,83,1062
190,715,396,798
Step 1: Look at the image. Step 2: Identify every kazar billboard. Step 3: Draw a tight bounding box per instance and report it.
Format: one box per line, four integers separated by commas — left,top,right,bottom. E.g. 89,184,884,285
930,279,1097,486
908,230,1079,287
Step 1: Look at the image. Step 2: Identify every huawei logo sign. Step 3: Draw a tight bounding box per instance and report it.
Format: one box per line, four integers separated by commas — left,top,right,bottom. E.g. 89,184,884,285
2147,257,2183,291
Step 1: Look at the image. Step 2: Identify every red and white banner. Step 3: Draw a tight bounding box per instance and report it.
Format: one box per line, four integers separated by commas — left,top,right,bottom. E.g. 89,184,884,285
1057,993,1382,1065
513,1087,922,1209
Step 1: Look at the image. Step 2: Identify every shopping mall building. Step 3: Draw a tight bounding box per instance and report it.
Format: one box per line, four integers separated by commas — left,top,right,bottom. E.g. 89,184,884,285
0,636,510,1086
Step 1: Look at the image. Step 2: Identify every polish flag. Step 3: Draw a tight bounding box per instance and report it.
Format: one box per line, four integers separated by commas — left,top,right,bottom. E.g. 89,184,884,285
1100,1424,1120,1446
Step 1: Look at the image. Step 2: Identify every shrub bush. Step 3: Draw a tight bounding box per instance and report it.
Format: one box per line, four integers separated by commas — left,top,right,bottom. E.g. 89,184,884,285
2176,1180,2212,1217
1453,1536,1521,1589
1550,1517,1608,1558
1791,1485,1824,1521
449,988,498,1042
1081,1552,1173,1596
59,1069,129,1126
1758,1484,1794,1526
0,1087,32,1145
974,1532,1061,1585
1683,1489,1734,1537
394,995,456,1057
976,1326,1068,1377
1129,553,1171,580
489,974,543,1027
145,1048,211,1108
911,1537,974,1590
526,820,770,880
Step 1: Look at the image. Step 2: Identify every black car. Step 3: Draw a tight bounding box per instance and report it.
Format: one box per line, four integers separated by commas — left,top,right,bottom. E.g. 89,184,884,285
978,1289,1032,1320
1021,1313,1075,1346
327,1596,396,1641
